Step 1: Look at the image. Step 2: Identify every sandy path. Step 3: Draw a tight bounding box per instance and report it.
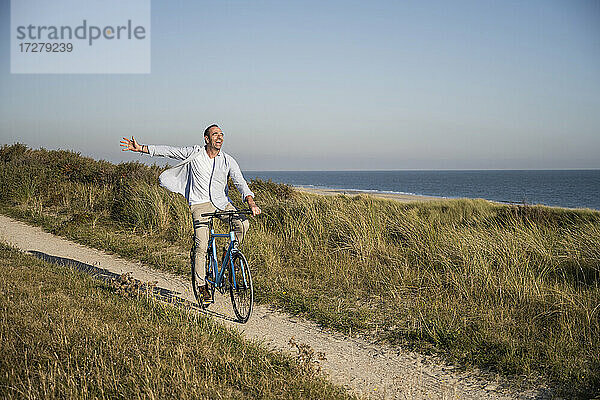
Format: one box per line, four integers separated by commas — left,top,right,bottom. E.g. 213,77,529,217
0,214,550,399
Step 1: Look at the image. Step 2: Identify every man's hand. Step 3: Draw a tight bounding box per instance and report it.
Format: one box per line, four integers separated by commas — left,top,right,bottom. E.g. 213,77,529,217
246,196,261,216
120,136,146,153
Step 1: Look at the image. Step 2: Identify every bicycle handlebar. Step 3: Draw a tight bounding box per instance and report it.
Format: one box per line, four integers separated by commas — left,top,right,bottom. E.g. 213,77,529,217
200,209,253,218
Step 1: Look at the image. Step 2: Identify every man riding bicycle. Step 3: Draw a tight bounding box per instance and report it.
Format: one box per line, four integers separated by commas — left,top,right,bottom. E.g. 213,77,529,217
120,124,261,302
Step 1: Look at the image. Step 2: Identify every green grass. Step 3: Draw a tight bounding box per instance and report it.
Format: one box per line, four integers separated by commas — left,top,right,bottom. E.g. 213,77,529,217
0,241,352,399
1,143,599,397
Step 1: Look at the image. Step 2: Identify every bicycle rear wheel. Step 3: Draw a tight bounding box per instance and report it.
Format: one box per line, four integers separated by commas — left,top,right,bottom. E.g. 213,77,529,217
228,251,253,323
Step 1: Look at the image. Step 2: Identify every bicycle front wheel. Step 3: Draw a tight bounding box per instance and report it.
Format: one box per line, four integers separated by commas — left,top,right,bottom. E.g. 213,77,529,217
229,251,253,323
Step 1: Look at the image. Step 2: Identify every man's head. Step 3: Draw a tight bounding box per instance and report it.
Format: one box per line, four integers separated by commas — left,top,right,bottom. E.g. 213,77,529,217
204,124,224,151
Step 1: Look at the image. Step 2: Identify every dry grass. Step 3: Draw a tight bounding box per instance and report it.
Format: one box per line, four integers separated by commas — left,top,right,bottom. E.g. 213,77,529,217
1,143,599,397
0,242,352,399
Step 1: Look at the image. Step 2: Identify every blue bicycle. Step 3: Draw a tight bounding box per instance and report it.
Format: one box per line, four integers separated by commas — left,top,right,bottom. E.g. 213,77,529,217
192,209,253,323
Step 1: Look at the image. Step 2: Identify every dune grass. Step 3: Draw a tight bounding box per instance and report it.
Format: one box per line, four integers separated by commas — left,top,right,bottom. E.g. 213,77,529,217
1,143,599,397
0,241,351,399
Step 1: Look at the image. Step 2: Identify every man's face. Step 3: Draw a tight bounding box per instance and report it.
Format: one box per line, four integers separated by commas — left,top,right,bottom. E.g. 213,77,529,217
205,126,224,150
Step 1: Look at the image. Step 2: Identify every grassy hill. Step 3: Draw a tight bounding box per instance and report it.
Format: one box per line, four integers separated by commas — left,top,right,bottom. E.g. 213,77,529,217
1,143,599,397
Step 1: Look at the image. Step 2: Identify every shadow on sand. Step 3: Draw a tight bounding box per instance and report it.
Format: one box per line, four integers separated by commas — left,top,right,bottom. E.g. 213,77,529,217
27,250,239,323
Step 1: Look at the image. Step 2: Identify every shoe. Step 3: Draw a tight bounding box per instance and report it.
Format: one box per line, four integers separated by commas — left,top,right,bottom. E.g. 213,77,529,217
198,283,212,304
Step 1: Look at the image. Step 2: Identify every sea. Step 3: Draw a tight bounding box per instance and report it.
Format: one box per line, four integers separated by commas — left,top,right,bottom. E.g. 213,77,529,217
243,170,600,210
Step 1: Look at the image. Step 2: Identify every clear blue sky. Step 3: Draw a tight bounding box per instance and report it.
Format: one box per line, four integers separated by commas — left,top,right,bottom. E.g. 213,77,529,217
1,0,599,170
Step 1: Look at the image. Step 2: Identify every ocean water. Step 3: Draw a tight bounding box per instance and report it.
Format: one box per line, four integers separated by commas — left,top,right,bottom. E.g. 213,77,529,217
243,170,600,210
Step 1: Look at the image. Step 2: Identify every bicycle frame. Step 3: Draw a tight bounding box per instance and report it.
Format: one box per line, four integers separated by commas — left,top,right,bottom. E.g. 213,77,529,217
204,216,245,291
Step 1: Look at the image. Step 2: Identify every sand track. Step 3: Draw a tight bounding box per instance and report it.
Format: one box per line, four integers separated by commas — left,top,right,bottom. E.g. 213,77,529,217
0,214,551,399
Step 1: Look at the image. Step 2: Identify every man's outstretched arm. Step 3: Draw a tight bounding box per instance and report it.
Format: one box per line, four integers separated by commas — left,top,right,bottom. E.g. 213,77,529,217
120,136,194,160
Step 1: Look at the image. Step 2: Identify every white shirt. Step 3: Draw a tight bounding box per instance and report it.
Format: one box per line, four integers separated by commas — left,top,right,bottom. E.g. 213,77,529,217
147,144,254,209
